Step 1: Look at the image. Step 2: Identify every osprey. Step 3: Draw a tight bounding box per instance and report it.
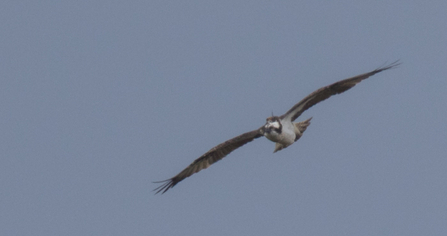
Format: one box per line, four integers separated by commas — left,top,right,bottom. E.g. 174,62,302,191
154,61,400,194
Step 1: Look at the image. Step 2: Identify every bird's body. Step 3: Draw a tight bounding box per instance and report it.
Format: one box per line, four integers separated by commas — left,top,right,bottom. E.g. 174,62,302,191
263,116,312,152
154,61,400,194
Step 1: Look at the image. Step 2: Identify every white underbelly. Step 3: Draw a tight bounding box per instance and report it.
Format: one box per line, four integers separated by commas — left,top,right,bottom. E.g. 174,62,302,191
265,122,296,145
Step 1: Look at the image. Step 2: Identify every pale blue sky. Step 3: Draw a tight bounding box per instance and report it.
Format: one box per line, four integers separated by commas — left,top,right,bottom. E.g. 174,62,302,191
1,1,446,235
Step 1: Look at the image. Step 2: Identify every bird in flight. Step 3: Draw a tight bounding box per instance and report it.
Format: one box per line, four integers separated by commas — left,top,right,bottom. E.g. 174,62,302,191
154,61,400,194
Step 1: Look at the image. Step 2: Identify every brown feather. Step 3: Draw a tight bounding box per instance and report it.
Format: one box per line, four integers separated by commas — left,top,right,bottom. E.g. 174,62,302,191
280,61,400,122
154,128,263,194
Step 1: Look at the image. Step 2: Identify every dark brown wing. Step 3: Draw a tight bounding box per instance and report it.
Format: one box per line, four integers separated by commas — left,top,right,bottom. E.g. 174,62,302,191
154,128,264,194
280,61,400,122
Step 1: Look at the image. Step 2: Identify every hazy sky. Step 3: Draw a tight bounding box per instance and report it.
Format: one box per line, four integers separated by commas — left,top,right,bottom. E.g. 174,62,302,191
1,1,446,235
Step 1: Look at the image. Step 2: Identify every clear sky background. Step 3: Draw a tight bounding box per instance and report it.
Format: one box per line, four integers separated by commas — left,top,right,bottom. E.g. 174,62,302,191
1,1,446,235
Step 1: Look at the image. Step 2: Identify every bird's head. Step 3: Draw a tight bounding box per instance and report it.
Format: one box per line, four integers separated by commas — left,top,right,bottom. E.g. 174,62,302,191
264,116,282,134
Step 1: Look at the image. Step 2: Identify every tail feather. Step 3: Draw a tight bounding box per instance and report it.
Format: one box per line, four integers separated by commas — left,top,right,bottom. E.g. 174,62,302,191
273,143,284,153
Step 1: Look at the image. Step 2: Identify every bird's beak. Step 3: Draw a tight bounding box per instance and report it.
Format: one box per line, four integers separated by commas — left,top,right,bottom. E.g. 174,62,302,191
263,125,270,133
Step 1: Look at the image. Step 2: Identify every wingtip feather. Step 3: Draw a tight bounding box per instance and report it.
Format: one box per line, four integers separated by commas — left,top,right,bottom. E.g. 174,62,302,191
153,179,176,194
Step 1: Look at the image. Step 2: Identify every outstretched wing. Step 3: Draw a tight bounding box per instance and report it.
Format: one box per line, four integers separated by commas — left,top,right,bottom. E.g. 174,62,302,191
154,128,264,194
280,61,400,122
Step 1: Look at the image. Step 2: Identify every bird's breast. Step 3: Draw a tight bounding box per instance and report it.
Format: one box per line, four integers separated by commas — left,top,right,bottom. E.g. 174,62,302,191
264,121,296,145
